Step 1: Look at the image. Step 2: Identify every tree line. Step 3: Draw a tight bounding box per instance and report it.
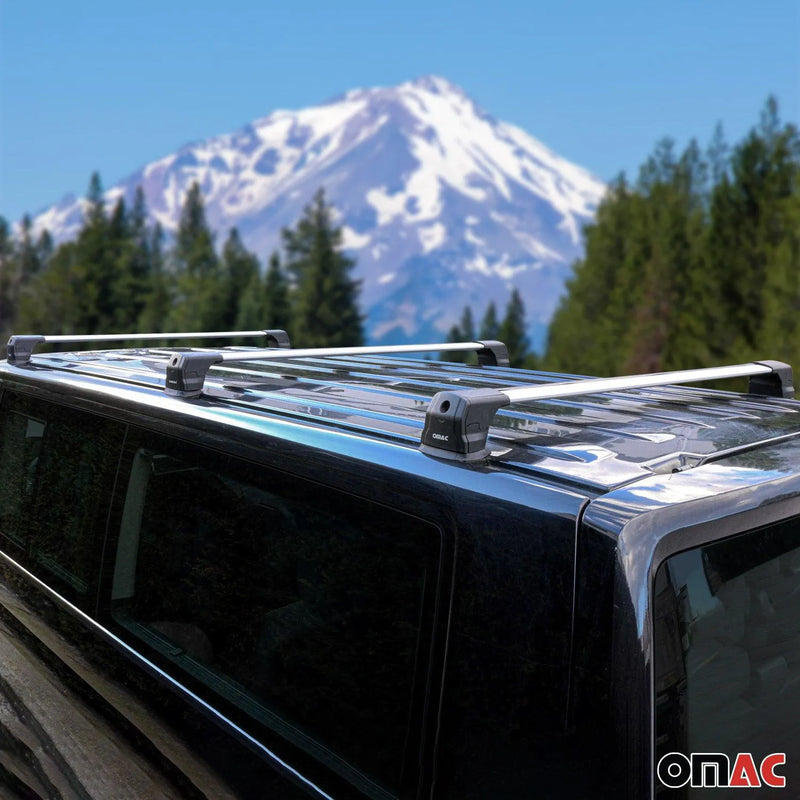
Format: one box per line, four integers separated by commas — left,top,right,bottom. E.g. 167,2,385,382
2,95,796,376
0,180,363,348
445,290,537,368
0,169,542,365
544,97,800,376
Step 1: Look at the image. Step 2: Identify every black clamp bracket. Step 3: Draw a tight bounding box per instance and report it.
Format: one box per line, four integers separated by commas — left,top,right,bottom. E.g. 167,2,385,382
262,330,291,349
420,388,510,461
7,335,46,365
165,352,224,398
475,340,510,367
749,361,795,399
164,330,292,397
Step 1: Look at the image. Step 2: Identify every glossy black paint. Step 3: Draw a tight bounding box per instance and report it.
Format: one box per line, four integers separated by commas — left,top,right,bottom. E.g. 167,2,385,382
3,349,800,799
14,347,800,494
0,370,587,798
582,438,800,798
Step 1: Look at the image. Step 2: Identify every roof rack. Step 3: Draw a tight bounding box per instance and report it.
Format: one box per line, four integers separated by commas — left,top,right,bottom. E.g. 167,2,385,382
164,340,510,397
420,360,796,462
6,330,291,366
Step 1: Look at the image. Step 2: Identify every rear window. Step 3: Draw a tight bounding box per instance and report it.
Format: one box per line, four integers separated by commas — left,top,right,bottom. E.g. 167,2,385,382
110,431,441,798
654,518,800,794
0,392,124,600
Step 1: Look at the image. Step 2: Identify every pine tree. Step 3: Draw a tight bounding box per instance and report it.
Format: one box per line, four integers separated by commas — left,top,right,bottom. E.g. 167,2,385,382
17,215,43,285
107,197,133,327
444,306,476,362
654,139,711,370
235,251,291,334
112,187,154,331
16,242,92,335
139,223,171,333
704,98,799,363
707,122,729,186
235,274,265,334
545,175,637,374
108,197,128,243
499,289,529,367
167,182,226,334
0,217,15,336
262,251,291,331
760,171,800,366
459,306,475,341
479,302,500,339
624,139,708,373
35,230,54,272
756,109,800,365
282,188,363,347
221,227,260,330
544,97,800,378
73,172,116,332
445,322,462,345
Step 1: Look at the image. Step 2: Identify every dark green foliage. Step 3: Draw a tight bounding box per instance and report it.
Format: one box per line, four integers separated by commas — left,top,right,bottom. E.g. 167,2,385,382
9,96,796,380
444,323,466,362
263,251,291,331
221,227,260,330
73,172,117,332
545,174,638,375
16,242,91,334
445,298,535,366
138,223,171,333
167,182,226,334
15,177,164,337
545,97,800,378
479,302,500,340
17,215,43,286
459,306,475,341
111,189,153,330
235,250,292,336
35,230,54,272
705,100,800,362
0,218,15,336
282,188,363,347
3,180,364,350
499,289,531,367
234,274,264,334
444,306,477,362
707,122,729,185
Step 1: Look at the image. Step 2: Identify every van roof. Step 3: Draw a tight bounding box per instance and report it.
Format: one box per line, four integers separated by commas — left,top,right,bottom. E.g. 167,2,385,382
6,344,800,494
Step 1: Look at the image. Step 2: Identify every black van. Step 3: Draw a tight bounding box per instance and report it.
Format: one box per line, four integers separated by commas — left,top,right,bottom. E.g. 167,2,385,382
1,331,799,798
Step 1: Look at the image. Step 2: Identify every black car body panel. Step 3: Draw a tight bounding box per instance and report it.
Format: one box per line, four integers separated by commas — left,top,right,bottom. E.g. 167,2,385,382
2,343,800,798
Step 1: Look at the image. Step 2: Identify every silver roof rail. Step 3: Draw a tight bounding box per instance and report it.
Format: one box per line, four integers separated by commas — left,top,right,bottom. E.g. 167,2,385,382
164,340,510,397
6,330,291,366
420,361,796,461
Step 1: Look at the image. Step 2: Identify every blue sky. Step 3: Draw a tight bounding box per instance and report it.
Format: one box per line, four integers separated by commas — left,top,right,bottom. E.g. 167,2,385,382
1,0,798,224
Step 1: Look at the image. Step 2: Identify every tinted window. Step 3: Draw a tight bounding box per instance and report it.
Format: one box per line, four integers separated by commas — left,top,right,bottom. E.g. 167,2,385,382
0,402,44,551
436,503,577,798
109,432,441,798
654,518,800,794
0,392,124,599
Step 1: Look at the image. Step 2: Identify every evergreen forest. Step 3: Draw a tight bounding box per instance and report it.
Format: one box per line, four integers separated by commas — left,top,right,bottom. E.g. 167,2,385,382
0,97,797,375
0,184,364,349
544,97,800,376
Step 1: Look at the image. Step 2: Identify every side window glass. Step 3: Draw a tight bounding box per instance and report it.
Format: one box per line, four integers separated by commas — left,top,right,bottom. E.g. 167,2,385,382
0,404,45,551
0,392,124,598
655,518,800,792
110,436,441,798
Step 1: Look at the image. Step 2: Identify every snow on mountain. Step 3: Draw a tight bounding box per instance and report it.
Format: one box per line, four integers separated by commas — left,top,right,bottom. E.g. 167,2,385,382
32,75,605,349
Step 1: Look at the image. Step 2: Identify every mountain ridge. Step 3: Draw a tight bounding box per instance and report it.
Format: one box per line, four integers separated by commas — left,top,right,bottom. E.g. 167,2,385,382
31,75,605,348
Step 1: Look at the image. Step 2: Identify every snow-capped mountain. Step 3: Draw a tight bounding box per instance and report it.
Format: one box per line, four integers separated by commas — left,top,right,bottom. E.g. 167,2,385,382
33,75,605,349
